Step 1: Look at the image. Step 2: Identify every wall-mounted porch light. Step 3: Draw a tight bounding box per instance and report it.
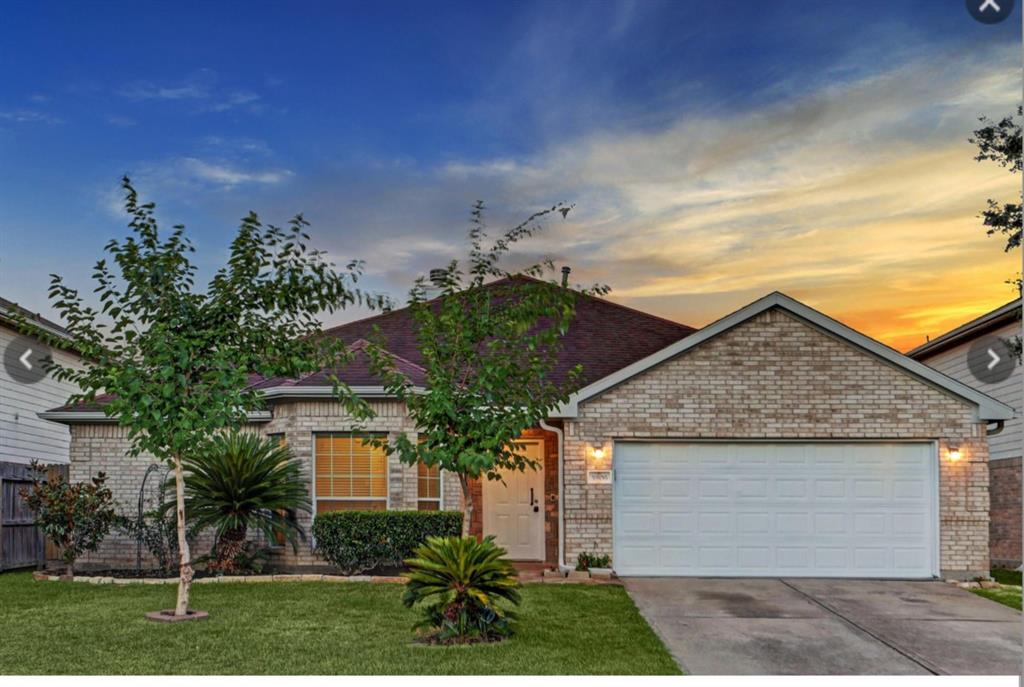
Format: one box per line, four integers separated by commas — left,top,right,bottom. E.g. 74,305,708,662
947,445,962,462
588,443,609,469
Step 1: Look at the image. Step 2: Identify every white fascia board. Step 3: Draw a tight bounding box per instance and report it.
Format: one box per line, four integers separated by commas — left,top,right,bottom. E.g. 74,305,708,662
907,298,1021,359
38,410,273,424
553,292,1015,421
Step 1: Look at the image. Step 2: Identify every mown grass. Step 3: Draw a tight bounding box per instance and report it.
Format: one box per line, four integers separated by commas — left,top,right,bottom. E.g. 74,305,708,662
0,572,680,675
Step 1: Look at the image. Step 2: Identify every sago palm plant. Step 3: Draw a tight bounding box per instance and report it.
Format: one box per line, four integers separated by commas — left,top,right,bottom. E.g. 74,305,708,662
179,431,310,571
403,535,521,642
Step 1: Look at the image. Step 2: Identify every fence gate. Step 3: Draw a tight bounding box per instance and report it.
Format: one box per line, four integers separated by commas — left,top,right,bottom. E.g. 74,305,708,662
0,463,66,571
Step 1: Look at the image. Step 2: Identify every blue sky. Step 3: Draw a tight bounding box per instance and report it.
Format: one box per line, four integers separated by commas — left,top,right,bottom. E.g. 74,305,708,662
0,1,1020,350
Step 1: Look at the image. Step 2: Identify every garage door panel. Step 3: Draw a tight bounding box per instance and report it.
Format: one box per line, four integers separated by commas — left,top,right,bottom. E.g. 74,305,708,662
613,442,937,578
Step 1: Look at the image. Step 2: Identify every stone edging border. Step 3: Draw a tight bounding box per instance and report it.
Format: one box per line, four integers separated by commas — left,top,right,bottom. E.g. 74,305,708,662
32,569,617,586
33,571,407,585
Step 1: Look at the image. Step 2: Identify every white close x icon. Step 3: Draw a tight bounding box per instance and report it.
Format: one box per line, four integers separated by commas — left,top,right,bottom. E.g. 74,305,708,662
979,0,1002,12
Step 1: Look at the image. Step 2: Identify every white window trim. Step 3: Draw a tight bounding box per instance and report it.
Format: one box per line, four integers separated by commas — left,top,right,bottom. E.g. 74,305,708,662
416,464,445,510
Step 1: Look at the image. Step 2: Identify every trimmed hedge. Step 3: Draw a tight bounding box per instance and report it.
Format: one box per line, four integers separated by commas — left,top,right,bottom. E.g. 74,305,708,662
312,510,463,574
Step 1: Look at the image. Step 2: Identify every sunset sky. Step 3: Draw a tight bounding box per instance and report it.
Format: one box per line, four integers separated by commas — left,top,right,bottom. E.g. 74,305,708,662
0,1,1020,352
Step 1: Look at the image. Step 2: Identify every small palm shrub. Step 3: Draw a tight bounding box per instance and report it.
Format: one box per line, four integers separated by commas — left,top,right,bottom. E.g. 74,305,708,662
179,431,310,572
403,535,521,643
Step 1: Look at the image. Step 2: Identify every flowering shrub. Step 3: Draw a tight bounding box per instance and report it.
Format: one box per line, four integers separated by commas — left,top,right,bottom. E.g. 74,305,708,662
21,462,116,576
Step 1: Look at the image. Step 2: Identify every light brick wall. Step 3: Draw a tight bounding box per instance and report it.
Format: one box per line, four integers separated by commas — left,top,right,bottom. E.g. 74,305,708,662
68,400,450,570
562,308,990,576
66,307,992,576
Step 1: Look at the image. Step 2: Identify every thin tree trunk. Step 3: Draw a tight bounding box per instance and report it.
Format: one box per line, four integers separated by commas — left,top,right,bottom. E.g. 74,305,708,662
173,454,193,616
459,474,473,538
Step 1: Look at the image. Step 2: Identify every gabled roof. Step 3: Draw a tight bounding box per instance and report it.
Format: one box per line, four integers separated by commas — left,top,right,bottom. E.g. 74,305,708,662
908,298,1022,361
553,291,1015,421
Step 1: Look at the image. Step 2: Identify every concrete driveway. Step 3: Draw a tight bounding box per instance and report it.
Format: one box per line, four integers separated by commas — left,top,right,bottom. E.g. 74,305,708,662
625,578,1021,675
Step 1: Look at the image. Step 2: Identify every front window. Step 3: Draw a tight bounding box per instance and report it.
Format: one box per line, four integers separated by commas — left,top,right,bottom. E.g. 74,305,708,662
314,432,388,513
417,462,442,511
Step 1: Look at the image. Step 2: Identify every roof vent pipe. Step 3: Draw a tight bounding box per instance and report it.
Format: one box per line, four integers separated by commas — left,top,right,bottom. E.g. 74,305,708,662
423,268,447,300
561,266,571,287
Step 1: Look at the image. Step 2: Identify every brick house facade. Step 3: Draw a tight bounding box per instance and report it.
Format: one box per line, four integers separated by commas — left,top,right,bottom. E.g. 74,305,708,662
561,308,991,576
49,291,1012,578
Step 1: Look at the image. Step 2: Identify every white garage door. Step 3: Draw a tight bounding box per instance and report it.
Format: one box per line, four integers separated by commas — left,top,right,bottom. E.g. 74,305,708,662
614,442,938,578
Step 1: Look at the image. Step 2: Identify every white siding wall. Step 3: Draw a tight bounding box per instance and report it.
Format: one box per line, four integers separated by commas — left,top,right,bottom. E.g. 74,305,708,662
920,320,1021,461
0,322,84,465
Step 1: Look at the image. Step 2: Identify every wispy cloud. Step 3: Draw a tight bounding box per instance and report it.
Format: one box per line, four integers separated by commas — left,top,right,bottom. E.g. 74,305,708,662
117,69,262,113
0,109,62,124
106,115,137,127
181,157,292,186
286,46,1020,349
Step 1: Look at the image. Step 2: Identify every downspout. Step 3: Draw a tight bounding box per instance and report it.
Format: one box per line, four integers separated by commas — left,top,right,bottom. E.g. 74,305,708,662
539,418,567,571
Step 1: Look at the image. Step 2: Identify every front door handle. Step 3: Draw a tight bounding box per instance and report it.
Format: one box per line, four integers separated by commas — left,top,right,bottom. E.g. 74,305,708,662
529,487,534,505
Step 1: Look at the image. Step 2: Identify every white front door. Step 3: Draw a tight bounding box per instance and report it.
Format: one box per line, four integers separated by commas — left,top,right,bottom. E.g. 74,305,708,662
614,441,938,578
483,441,545,560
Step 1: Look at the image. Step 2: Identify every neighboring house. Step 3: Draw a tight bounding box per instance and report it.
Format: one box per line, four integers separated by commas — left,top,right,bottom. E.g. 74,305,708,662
0,297,84,467
42,282,1013,580
0,298,85,571
909,298,1022,569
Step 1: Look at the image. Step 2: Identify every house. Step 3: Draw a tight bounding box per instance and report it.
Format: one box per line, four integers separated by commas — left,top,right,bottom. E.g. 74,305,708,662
1,297,84,467
41,283,1013,579
1,297,85,570
908,298,1022,569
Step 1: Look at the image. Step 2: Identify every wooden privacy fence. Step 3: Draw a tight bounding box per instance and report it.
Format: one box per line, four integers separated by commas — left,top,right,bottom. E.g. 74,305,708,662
0,462,67,571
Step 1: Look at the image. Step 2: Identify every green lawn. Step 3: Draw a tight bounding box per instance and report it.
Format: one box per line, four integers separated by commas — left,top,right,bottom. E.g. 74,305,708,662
972,586,1022,611
0,572,680,675
971,570,1023,611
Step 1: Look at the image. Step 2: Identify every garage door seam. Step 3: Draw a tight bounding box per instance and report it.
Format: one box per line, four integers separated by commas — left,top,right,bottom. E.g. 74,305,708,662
778,579,943,676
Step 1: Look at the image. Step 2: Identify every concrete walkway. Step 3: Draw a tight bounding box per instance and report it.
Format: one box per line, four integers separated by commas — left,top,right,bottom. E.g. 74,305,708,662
624,577,1022,675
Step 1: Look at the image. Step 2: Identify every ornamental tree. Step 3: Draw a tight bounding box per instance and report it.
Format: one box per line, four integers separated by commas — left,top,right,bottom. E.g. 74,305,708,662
20,462,117,577
368,202,607,537
21,177,380,616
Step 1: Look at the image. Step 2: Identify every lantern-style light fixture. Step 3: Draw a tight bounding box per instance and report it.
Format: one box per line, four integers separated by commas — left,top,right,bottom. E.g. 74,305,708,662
948,445,962,462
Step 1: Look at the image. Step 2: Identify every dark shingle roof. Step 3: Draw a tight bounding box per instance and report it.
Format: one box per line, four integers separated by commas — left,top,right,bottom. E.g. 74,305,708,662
48,276,695,414
320,276,695,389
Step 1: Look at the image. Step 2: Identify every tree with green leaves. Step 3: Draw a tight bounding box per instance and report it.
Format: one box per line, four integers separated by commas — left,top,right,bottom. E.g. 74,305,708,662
21,463,117,578
22,177,380,616
971,106,1022,255
971,107,1022,359
368,202,606,537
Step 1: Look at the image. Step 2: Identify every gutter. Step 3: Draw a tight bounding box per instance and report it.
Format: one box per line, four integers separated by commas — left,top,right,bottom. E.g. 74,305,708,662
38,410,273,424
539,418,567,571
